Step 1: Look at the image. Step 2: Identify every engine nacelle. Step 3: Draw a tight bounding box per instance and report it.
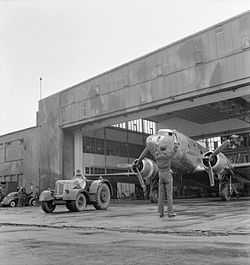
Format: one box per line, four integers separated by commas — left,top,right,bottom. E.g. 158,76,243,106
202,151,230,179
132,158,158,184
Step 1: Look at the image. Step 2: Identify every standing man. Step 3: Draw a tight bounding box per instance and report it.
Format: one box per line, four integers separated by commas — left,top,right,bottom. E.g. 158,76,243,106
17,187,26,207
134,129,179,217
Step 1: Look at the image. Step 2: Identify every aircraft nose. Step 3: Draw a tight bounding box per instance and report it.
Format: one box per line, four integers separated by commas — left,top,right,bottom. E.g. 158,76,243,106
159,135,174,146
158,135,177,156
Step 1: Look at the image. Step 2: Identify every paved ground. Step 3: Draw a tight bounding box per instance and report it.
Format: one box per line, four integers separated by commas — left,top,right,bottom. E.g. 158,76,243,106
0,198,249,265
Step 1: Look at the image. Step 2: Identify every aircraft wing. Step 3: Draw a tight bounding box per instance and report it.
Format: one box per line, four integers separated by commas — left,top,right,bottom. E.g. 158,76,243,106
232,162,250,183
85,172,140,184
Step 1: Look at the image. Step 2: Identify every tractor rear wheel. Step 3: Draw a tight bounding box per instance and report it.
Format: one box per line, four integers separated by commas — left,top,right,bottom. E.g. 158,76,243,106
93,183,111,210
41,201,56,213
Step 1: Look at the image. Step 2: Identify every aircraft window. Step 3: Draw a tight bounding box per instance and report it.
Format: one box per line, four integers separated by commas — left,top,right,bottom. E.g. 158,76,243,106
168,132,173,136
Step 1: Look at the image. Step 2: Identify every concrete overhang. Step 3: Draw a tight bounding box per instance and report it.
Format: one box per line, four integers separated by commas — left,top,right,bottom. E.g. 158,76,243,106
63,82,250,137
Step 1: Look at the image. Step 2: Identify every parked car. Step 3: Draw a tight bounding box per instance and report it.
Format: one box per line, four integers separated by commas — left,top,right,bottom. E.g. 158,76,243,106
0,191,37,207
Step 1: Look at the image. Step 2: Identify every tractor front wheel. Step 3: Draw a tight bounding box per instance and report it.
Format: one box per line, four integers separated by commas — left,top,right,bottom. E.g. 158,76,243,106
69,193,87,212
41,200,56,213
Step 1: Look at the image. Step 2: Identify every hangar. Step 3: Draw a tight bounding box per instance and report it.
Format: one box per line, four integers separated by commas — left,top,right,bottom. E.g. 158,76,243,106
0,12,250,197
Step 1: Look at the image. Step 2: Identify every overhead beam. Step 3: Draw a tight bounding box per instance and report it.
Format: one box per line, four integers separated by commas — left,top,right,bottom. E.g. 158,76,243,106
66,83,250,132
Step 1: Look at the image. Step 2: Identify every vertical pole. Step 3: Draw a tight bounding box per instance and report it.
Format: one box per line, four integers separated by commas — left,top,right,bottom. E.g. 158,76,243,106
141,119,144,147
38,77,42,191
104,127,107,174
127,126,129,167
39,77,42,100
38,168,41,193
74,129,83,176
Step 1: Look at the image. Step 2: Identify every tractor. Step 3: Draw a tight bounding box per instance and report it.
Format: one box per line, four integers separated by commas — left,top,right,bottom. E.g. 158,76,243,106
39,176,112,213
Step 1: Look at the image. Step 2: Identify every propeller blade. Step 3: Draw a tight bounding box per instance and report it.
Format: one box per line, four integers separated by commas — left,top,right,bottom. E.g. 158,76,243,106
207,160,215,187
135,147,149,165
213,134,240,156
213,141,230,156
134,167,147,195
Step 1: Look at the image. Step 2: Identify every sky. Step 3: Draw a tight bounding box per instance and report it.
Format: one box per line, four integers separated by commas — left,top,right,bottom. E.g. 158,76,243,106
0,0,249,135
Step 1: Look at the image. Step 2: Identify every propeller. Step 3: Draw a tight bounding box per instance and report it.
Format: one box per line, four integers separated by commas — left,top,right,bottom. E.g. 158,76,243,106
116,147,149,197
205,143,228,187
205,135,239,187
117,159,147,191
116,160,147,197
133,166,147,196
207,158,215,187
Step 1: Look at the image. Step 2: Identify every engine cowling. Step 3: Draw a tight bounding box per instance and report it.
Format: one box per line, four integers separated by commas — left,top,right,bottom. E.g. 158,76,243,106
202,151,230,179
132,158,158,184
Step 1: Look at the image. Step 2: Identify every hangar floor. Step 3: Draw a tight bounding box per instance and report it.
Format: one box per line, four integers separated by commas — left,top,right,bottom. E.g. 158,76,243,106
0,198,249,265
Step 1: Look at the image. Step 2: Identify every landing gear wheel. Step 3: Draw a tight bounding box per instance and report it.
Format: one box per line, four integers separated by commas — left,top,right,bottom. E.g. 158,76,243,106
71,193,87,212
93,183,111,210
41,200,56,213
10,200,16,207
150,189,158,203
220,184,231,201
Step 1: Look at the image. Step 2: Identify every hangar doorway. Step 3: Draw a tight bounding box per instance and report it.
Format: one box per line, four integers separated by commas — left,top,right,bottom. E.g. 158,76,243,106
0,174,22,196
65,93,250,200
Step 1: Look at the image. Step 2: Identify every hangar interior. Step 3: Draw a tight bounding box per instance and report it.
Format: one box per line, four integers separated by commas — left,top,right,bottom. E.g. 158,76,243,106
1,12,250,198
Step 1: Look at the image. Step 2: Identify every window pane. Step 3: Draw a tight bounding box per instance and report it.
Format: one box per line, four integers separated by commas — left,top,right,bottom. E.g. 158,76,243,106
96,139,104,154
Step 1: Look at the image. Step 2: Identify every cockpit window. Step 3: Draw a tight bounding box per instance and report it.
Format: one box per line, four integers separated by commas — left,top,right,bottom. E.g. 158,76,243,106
168,132,173,136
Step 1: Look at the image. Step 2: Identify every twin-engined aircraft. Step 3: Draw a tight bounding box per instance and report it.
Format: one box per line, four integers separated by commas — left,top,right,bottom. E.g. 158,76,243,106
86,129,250,201
131,129,250,201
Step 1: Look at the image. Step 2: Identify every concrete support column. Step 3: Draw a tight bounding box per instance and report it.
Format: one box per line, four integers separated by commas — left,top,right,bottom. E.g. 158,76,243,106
74,129,83,175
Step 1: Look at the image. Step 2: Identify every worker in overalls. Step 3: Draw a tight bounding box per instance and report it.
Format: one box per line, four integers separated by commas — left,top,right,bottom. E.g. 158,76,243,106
17,187,26,207
134,129,179,217
74,169,87,189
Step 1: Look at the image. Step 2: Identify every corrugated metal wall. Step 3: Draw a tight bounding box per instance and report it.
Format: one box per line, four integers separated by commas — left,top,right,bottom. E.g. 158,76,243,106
59,12,250,127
